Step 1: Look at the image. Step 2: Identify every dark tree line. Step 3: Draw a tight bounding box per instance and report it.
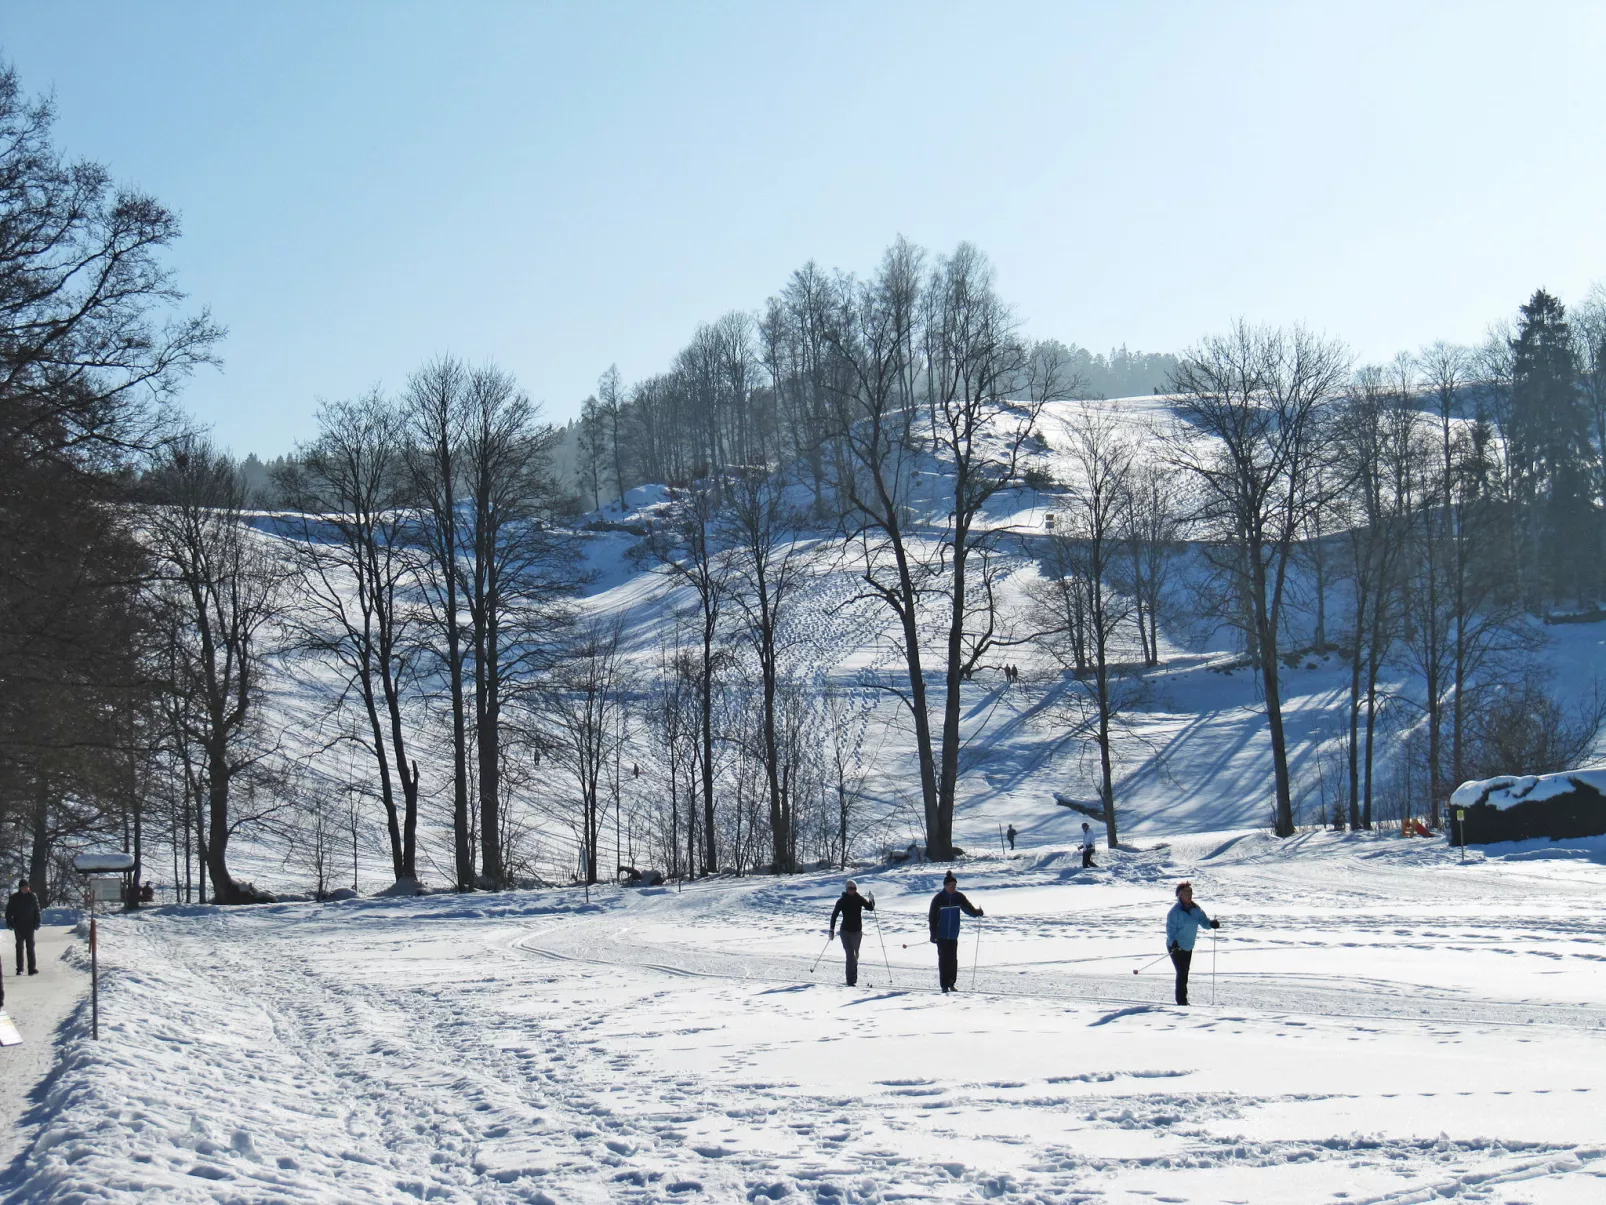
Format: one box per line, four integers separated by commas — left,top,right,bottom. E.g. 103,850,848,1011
0,61,219,905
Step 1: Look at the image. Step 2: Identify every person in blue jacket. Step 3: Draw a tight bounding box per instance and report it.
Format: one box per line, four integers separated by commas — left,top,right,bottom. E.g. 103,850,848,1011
1165,881,1219,1005
927,871,983,993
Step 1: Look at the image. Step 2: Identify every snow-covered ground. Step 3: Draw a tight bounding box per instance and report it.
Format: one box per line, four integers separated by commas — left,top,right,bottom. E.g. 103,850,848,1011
15,831,1606,1203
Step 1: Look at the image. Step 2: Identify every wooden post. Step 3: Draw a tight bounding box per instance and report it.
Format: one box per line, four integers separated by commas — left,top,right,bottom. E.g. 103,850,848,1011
90,916,99,1041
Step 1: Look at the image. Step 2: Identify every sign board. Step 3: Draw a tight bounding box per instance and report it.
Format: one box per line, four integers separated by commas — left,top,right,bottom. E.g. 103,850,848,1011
73,852,134,873
89,877,123,904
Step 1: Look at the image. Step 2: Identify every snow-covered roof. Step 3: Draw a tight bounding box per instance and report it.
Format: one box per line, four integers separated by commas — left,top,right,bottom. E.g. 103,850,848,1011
1450,769,1606,812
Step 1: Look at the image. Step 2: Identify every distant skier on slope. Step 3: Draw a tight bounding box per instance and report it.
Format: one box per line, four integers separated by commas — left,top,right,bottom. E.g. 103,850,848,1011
1081,823,1097,868
1165,881,1219,1006
928,872,983,994
1006,824,1017,851
828,880,875,987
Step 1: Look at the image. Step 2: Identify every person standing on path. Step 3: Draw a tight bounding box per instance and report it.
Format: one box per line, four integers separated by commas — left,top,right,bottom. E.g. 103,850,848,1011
927,872,983,993
6,880,40,976
828,880,876,987
1006,824,1017,851
1165,881,1219,1006
1081,823,1097,868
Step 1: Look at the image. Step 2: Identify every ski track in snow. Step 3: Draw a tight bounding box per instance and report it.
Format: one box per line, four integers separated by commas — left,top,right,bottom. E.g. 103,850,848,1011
6,833,1606,1203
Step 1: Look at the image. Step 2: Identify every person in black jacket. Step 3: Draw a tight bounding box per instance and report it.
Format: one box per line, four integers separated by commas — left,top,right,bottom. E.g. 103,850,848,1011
927,872,983,993
6,879,40,976
828,881,876,986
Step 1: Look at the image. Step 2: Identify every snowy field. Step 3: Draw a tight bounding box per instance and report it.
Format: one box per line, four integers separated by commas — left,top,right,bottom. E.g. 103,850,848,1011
24,394,1603,1203
13,831,1606,1204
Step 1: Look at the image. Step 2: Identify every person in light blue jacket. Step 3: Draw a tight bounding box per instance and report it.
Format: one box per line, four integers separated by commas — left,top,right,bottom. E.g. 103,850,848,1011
1165,881,1219,1005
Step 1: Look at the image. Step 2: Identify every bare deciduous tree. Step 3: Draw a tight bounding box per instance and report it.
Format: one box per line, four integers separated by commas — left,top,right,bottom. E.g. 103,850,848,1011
459,363,568,889
402,357,476,889
1031,408,1140,846
146,438,286,902
722,469,818,872
1121,464,1180,668
278,392,423,888
1166,322,1349,837
541,618,630,885
641,480,732,873
828,240,1038,860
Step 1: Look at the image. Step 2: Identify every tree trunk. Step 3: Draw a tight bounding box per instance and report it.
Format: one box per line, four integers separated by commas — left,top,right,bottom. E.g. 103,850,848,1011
762,625,787,874
478,612,503,889
1451,525,1469,791
28,790,50,909
204,743,244,903
1096,651,1117,849
1346,558,1367,830
1254,548,1296,837
934,533,970,862
885,525,941,858
196,780,207,904
363,668,404,882
446,606,473,890
1363,650,1381,830
700,612,717,875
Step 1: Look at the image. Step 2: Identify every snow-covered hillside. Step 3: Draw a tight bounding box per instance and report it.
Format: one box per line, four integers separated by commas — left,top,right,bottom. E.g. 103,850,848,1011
219,394,1605,897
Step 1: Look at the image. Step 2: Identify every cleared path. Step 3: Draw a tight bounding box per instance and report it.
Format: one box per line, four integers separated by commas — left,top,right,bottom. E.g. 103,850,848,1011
0,926,89,1165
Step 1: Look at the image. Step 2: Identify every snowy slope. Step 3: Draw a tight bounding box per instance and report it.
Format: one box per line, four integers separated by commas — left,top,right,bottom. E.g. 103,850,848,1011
212,393,1604,896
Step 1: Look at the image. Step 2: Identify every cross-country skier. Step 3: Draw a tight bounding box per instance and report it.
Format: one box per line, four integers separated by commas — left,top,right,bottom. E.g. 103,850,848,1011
828,880,875,986
5,879,40,976
928,872,983,993
1165,881,1219,1006
1006,824,1017,851
1081,823,1097,868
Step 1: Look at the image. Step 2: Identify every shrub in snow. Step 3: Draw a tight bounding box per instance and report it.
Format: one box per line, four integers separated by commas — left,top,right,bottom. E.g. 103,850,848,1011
1450,769,1606,844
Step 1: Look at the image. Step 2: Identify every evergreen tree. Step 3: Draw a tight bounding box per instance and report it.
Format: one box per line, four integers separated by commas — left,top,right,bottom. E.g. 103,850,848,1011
1509,289,1592,604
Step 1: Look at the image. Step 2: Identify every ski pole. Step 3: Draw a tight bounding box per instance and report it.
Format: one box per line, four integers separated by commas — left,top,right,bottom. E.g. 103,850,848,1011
1133,951,1170,976
873,904,894,987
971,916,982,991
808,932,834,975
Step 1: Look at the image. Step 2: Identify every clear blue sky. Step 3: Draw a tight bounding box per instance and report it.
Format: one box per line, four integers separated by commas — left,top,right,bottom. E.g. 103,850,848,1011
5,2,1603,456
